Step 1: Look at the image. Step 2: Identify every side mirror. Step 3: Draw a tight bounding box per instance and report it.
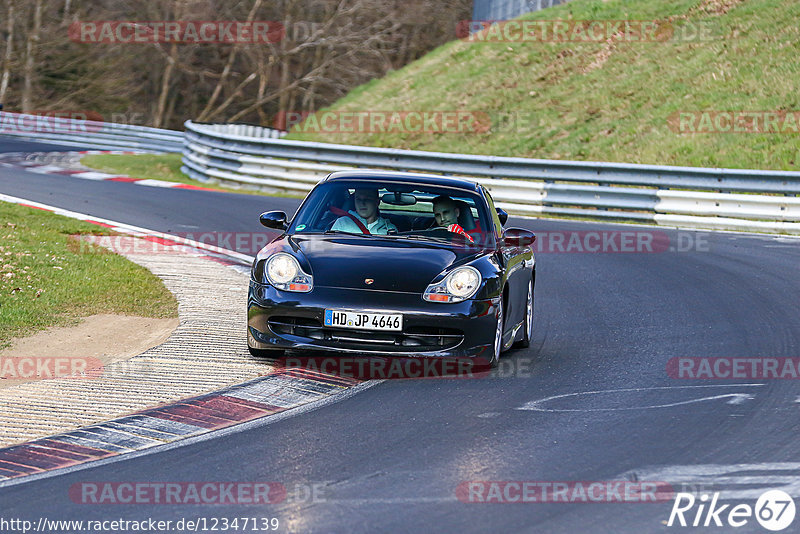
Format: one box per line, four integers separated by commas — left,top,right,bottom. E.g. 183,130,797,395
260,211,288,230
496,208,508,226
503,228,536,247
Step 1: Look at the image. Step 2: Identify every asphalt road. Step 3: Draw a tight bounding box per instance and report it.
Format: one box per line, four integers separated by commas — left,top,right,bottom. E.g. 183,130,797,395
1,138,799,533
0,137,88,154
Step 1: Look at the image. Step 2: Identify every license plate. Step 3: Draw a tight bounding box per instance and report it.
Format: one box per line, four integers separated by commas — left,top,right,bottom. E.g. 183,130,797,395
324,309,402,331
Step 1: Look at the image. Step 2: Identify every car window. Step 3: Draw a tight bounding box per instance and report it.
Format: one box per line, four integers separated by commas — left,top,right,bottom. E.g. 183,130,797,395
482,187,504,239
289,180,494,247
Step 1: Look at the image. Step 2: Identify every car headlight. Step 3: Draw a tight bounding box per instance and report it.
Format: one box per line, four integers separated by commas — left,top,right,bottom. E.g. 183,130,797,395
265,253,313,292
423,266,481,303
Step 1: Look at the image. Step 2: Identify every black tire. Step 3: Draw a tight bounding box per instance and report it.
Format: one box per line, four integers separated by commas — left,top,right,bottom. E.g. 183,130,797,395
489,300,504,368
515,277,533,349
247,345,284,360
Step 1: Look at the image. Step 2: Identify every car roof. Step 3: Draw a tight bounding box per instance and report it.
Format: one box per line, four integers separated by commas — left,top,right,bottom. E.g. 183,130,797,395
323,170,481,192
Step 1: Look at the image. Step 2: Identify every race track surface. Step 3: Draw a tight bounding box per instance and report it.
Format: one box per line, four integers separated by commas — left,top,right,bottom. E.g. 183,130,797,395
1,139,799,533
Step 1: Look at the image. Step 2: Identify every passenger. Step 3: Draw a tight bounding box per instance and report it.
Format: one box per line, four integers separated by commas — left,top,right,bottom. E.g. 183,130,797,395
331,188,397,235
432,195,474,243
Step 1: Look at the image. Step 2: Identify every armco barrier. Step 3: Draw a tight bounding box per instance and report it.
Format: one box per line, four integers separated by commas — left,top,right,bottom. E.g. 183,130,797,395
1,111,797,235
0,111,183,152
472,0,571,23
182,121,800,234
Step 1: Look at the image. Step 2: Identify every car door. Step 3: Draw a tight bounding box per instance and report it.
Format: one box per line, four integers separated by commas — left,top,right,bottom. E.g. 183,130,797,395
483,187,528,334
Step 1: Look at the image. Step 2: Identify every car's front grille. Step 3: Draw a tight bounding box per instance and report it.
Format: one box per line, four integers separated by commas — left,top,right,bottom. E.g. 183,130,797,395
268,316,463,351
403,326,464,349
268,316,323,339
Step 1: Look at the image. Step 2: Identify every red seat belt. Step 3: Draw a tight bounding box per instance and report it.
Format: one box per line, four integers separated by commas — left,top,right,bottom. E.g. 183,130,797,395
329,206,370,234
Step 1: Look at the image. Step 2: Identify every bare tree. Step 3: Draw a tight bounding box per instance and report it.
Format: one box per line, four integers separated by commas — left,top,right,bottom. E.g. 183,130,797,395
196,0,264,122
153,41,178,128
21,0,42,112
0,0,14,104
153,0,185,128
62,0,72,24
0,0,470,126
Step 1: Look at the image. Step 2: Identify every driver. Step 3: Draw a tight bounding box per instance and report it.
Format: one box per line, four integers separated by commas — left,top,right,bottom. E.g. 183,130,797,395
432,195,474,243
331,187,397,235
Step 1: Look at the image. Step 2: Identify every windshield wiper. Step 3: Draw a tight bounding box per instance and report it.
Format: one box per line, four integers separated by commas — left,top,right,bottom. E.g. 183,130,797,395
391,234,452,244
323,229,372,237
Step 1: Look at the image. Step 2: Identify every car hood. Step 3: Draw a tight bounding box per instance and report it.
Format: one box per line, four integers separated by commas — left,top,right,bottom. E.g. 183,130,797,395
292,235,485,293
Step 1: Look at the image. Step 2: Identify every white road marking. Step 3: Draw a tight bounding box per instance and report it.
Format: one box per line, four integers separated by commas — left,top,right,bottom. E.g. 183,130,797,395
517,384,764,412
726,394,755,405
71,171,120,180
134,179,181,188
26,165,69,174
619,463,800,500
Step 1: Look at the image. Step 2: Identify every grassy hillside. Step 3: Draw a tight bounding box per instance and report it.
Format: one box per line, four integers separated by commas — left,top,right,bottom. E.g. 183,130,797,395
288,0,800,170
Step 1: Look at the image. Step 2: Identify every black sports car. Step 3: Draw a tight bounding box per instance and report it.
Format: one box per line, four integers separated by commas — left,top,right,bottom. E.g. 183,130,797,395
247,171,536,367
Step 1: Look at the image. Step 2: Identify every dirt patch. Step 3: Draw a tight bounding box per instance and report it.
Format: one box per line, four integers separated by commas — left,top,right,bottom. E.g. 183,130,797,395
582,39,617,74
698,0,745,15
0,314,178,388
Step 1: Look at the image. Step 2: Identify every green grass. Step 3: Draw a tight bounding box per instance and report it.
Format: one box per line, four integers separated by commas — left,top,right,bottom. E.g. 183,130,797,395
0,203,178,350
81,153,303,197
287,0,800,171
81,153,204,187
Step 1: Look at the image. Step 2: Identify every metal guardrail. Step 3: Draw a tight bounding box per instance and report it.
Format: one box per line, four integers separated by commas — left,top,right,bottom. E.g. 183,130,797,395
182,121,800,234
472,0,572,23
190,122,286,140
0,111,183,152
2,111,796,235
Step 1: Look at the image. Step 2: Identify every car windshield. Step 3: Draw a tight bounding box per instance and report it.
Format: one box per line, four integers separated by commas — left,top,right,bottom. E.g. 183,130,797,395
288,180,494,247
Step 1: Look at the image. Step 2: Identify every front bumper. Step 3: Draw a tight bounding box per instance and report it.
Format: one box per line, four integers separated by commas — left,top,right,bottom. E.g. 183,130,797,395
247,281,499,358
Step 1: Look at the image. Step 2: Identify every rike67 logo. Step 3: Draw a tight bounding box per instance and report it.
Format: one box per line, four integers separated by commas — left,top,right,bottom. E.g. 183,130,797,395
667,490,796,531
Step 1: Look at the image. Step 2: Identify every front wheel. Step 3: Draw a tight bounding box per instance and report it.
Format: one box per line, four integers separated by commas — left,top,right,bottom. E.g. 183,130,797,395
489,301,504,368
247,330,284,360
247,345,284,360
515,278,533,349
